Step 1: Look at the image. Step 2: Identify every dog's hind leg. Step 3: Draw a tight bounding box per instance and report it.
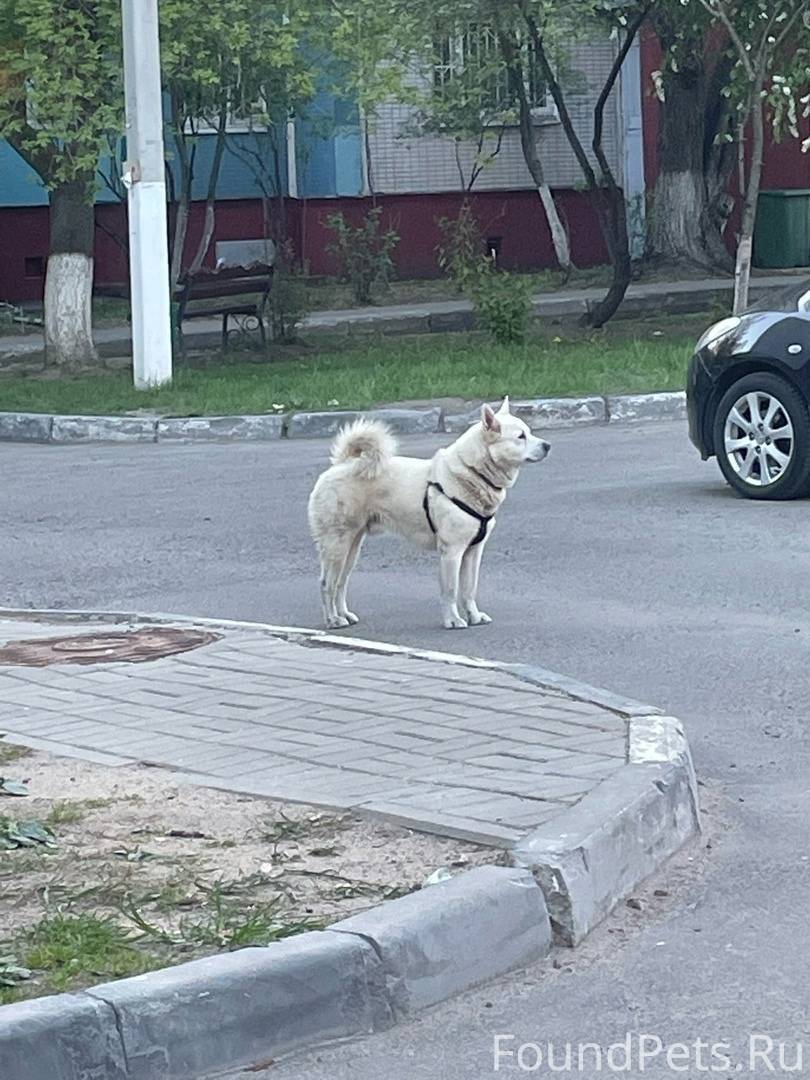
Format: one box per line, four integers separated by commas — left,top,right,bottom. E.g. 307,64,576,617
318,531,359,629
459,540,491,626
438,544,468,629
335,529,365,625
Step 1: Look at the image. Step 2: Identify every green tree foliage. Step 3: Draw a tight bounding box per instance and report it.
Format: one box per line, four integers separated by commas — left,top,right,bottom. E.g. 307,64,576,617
0,1,122,366
0,0,121,188
697,0,809,310
159,0,318,284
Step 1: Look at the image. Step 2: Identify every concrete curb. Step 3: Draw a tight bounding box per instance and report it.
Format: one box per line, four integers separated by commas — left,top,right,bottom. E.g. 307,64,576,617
0,867,550,1080
0,607,700,1076
513,715,700,945
0,392,686,445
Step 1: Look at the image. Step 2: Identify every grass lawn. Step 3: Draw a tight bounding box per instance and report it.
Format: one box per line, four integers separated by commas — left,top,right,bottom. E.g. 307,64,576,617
0,316,703,418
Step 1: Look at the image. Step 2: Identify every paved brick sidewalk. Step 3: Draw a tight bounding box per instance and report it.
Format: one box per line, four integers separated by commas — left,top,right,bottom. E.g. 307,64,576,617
0,615,628,845
0,271,804,361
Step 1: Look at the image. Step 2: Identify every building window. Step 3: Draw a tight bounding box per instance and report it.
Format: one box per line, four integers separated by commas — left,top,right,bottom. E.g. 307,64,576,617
24,256,44,279
433,25,549,116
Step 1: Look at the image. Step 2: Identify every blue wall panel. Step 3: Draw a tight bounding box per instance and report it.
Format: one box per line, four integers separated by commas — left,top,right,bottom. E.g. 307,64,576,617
0,92,362,207
0,141,47,206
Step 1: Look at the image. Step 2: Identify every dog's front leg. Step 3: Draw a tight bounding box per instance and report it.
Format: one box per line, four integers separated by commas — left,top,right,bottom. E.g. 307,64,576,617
438,544,468,629
459,541,491,626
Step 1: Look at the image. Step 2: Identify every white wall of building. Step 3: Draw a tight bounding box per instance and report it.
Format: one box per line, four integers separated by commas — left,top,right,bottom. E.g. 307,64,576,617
367,38,624,196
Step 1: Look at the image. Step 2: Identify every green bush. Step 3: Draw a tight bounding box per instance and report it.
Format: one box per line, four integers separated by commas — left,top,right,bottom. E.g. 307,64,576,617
470,268,532,345
437,202,531,345
437,201,483,296
269,242,310,344
325,207,399,305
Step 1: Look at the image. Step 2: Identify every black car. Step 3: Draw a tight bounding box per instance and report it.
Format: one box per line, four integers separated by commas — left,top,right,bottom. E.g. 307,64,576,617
687,280,810,499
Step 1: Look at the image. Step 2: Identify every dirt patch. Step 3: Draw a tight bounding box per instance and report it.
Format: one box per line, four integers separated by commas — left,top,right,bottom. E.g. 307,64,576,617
0,743,498,1004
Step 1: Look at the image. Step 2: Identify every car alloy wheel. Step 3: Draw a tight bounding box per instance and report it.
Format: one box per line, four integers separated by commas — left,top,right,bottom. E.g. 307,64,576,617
723,390,794,488
712,372,810,500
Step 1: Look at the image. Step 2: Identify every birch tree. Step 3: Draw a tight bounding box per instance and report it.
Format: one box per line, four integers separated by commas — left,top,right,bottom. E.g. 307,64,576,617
698,0,809,312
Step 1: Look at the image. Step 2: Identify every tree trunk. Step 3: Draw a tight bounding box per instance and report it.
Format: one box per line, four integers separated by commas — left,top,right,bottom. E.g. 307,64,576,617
188,104,228,275
536,183,572,278
587,189,633,328
648,62,709,264
169,91,194,290
170,129,192,290
734,88,765,314
648,47,735,271
525,9,645,326
44,175,97,369
500,31,573,278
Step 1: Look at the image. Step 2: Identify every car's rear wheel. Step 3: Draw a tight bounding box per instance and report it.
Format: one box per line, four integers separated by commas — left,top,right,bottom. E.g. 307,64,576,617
713,372,810,500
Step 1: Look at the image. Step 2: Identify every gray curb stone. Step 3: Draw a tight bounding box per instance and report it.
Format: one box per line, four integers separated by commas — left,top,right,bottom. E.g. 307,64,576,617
428,309,474,332
350,314,431,335
0,412,52,442
0,991,127,1080
0,393,686,445
0,608,700,1077
86,932,393,1080
513,715,700,946
51,415,158,443
509,662,665,717
606,391,687,423
288,406,442,438
330,865,551,1015
157,414,285,441
444,396,606,434
0,868,549,1080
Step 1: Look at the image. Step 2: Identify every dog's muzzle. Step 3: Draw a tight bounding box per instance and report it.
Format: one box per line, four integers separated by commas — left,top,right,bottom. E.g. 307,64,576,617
527,439,551,462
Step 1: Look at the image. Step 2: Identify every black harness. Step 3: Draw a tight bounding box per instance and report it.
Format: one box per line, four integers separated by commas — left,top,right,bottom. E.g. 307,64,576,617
422,479,496,548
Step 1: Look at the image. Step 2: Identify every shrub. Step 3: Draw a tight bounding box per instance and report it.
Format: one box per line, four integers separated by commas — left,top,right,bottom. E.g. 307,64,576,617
437,201,484,296
437,202,531,345
269,242,310,344
470,268,532,345
325,207,399,305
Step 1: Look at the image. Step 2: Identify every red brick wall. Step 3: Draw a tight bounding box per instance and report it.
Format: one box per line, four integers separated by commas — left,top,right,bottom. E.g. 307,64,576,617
293,190,608,278
0,188,609,303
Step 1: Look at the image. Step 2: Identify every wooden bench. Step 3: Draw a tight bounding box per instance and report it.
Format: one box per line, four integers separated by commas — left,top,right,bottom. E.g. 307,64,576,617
95,260,274,350
175,262,274,350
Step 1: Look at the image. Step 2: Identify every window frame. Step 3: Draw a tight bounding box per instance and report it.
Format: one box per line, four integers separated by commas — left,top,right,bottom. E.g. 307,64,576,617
432,25,558,126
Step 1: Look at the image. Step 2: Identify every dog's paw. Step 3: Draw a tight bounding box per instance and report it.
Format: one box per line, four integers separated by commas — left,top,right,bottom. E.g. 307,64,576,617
342,610,360,625
443,615,469,630
467,611,492,626
326,616,351,629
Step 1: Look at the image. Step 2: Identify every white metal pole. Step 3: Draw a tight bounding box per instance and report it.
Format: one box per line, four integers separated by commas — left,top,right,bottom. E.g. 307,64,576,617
121,0,173,388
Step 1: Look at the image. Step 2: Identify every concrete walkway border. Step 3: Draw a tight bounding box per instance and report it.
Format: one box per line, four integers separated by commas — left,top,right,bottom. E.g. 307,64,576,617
0,391,686,445
0,608,700,1079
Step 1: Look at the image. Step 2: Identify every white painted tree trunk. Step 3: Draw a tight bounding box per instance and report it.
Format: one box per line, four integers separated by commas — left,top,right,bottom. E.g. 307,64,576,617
649,170,706,263
733,235,753,316
44,253,98,368
536,183,572,276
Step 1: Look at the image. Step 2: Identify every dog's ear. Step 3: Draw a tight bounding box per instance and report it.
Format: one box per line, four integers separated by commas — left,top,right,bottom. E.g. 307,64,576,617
498,396,510,415
481,403,501,433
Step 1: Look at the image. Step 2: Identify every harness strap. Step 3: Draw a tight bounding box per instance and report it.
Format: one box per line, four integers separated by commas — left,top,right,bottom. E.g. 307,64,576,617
422,481,493,548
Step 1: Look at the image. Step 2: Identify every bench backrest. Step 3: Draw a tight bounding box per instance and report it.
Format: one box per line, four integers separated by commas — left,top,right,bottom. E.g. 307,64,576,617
177,263,274,303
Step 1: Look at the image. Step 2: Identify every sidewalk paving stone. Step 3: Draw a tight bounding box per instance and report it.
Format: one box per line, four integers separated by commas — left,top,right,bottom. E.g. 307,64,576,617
0,614,632,846
1,272,804,363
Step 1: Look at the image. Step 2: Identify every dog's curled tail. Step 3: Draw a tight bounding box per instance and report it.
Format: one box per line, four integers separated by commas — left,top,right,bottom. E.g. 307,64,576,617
330,418,396,479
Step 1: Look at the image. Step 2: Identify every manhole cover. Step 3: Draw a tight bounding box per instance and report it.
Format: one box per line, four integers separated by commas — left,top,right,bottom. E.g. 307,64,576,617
0,627,220,667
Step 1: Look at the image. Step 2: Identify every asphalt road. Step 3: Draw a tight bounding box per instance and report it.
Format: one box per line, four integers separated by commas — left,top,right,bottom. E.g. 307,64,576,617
4,422,810,1078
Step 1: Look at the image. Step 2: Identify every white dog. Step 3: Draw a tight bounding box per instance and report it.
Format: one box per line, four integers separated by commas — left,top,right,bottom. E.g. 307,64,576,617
308,397,550,629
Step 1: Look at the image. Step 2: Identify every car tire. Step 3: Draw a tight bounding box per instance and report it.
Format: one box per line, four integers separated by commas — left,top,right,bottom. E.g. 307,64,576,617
713,372,810,500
